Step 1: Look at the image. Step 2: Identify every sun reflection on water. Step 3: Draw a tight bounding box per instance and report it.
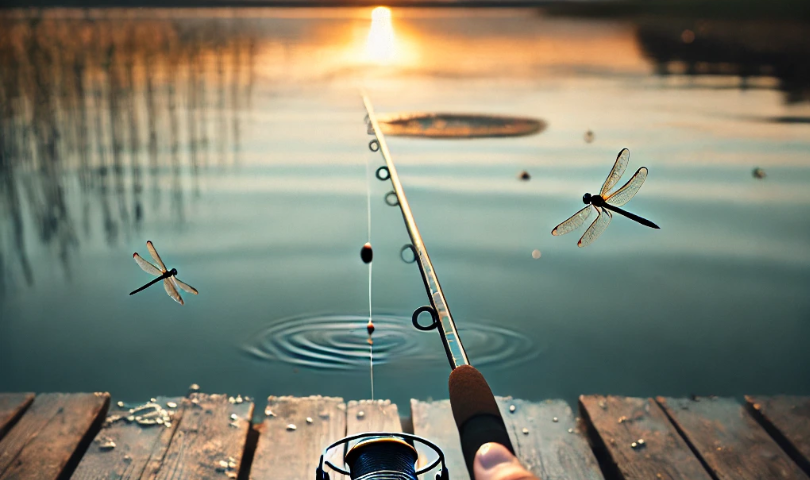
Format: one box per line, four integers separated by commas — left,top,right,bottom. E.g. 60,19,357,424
366,6,395,64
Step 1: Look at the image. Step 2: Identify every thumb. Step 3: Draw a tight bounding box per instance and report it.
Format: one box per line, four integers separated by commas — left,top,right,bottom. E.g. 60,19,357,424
473,442,539,480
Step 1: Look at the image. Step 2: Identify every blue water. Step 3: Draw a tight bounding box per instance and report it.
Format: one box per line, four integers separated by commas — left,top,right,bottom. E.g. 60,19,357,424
1,8,809,411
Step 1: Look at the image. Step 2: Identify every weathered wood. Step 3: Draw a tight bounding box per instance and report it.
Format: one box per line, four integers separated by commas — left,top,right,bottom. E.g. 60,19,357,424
0,392,110,480
72,397,186,480
579,395,712,480
0,393,34,440
149,393,253,480
346,399,402,434
501,398,603,480
411,399,469,480
410,398,522,480
745,395,810,476
658,396,809,480
250,396,347,480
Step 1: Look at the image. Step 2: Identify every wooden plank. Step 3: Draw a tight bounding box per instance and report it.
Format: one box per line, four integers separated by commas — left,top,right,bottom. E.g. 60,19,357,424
0,392,110,480
579,395,712,480
502,398,604,480
149,393,253,480
411,398,520,480
411,399,468,480
346,399,402,434
72,397,186,480
250,396,346,480
658,396,809,480
0,393,34,440
745,395,810,476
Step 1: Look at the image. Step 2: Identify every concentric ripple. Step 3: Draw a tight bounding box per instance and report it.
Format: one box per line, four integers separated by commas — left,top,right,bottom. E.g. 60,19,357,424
243,313,541,371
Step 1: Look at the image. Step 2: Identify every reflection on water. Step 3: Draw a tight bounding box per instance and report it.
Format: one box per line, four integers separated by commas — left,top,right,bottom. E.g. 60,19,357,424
0,12,255,293
636,18,810,103
0,8,808,408
366,7,395,64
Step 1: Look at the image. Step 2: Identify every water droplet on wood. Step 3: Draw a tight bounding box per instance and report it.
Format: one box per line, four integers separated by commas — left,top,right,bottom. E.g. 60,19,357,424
287,424,297,431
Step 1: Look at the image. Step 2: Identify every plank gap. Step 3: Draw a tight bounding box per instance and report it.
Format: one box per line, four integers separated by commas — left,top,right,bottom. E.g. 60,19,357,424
56,393,111,480
0,393,35,441
578,397,626,480
653,397,721,480
744,399,810,478
237,424,261,480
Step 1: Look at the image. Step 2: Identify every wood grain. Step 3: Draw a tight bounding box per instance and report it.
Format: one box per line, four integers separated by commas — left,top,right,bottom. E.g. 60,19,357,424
411,399,469,480
0,392,110,480
579,395,711,480
658,396,808,480
150,393,253,480
72,397,186,480
250,396,346,480
502,398,604,480
346,399,402,435
0,393,34,440
745,395,810,476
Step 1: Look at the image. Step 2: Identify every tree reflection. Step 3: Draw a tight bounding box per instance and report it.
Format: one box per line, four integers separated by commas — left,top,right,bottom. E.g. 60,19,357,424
0,12,256,293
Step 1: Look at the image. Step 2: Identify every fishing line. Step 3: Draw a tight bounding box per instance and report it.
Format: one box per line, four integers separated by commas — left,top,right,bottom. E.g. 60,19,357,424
365,140,375,401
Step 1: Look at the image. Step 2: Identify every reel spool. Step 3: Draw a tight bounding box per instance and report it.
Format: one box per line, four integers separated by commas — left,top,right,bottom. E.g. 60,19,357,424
316,432,449,480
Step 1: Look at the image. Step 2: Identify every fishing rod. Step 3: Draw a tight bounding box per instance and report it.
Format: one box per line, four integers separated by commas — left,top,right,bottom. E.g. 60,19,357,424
362,94,469,370
362,94,515,477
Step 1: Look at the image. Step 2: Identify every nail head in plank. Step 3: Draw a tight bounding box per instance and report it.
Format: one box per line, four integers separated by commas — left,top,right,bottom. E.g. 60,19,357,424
0,393,34,440
72,396,185,480
503,398,603,480
579,395,712,480
745,395,810,476
658,396,809,480
250,396,347,480
150,393,253,480
0,392,110,480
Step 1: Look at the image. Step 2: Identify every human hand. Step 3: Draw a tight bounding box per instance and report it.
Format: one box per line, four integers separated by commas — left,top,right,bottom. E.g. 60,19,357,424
473,442,540,480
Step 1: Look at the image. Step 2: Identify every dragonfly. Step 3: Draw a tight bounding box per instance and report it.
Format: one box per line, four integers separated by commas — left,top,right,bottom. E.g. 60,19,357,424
130,241,198,305
552,148,659,247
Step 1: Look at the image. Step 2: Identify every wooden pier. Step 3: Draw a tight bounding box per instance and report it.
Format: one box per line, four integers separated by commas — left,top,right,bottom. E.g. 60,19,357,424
0,392,808,479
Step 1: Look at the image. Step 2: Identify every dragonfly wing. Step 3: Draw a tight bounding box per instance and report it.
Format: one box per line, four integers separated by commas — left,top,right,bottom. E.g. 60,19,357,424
147,241,167,272
606,167,648,207
133,253,162,276
164,278,184,305
600,148,630,196
551,206,592,236
578,207,612,248
172,276,198,295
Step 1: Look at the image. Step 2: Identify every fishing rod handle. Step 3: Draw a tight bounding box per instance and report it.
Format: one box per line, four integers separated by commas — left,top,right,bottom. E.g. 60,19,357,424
448,365,515,477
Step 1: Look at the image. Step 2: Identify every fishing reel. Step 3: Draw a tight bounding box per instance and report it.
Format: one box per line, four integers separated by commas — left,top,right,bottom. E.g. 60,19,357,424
315,432,449,480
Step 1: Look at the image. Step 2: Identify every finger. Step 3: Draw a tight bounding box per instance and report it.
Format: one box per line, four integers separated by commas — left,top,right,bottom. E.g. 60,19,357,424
474,442,539,480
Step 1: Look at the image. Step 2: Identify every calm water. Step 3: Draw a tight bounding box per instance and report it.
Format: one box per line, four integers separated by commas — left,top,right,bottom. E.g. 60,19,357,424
1,8,809,411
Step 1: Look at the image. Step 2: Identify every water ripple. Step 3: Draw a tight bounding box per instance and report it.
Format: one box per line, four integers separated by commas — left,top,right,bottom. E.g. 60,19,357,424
243,313,541,371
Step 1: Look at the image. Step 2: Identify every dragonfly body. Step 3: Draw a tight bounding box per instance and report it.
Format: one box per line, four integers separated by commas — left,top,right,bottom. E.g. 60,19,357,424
553,148,659,247
583,193,659,230
130,241,197,305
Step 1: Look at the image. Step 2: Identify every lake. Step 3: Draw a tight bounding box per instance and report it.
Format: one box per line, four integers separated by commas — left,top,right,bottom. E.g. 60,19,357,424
1,7,809,411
